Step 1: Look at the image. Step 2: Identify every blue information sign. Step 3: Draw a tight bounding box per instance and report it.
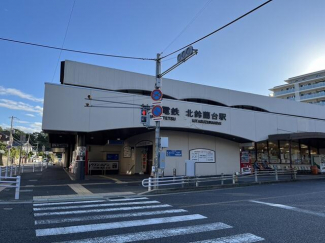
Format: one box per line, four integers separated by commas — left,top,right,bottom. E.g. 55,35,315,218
107,154,119,161
166,150,182,157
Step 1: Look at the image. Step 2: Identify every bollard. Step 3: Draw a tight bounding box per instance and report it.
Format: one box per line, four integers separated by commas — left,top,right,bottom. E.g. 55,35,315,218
221,173,224,185
5,166,8,178
275,169,278,181
254,170,258,182
41,162,43,172
33,163,35,172
293,168,297,180
195,177,199,187
15,176,21,200
10,165,13,177
15,165,17,176
182,177,185,188
232,174,236,184
148,177,152,191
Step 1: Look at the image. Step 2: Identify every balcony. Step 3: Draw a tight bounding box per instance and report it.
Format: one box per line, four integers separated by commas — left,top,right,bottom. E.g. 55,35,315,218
310,102,325,106
287,73,325,84
300,82,325,91
274,88,295,96
300,91,325,101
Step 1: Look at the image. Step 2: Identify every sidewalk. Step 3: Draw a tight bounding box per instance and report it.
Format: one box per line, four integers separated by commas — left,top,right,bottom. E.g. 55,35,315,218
0,165,147,202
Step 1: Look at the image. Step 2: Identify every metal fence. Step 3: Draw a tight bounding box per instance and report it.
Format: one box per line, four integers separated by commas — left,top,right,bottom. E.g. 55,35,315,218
142,169,298,191
0,162,47,178
0,176,21,199
0,162,48,200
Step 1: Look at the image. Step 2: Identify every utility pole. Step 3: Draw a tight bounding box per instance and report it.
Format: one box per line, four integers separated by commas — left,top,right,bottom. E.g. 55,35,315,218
152,47,198,182
154,53,162,179
6,116,16,177
36,142,39,161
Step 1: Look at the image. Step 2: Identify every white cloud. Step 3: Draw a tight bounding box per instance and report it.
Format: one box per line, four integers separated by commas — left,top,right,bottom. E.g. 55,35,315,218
0,86,43,103
0,99,43,115
26,114,35,117
1,122,42,133
15,125,41,133
16,120,30,124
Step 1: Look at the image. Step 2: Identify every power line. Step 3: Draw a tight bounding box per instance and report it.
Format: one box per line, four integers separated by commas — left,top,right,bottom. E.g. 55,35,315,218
0,37,156,61
161,0,273,59
86,105,142,109
161,0,213,54
51,0,76,82
86,97,144,107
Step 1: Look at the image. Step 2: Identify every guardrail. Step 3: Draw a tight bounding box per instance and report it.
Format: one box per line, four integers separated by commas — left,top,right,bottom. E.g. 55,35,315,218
142,169,297,191
0,162,48,178
0,176,21,199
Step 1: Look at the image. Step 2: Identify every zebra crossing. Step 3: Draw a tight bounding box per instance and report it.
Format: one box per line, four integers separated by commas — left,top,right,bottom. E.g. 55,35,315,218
33,196,265,243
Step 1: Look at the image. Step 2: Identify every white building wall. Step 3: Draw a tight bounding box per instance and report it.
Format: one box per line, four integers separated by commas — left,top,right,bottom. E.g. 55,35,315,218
61,60,325,120
43,83,325,142
86,131,240,176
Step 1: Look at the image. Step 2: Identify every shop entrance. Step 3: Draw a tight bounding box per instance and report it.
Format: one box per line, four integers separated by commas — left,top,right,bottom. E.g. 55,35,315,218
135,144,153,175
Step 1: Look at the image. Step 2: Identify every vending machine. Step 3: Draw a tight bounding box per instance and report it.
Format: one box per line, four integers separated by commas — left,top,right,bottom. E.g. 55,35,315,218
240,151,252,174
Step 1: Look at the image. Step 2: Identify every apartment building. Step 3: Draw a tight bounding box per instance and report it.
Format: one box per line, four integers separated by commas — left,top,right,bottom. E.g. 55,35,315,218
270,69,325,105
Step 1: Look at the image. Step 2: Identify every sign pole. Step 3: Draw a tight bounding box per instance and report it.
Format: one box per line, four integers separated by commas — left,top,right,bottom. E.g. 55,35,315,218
154,53,162,181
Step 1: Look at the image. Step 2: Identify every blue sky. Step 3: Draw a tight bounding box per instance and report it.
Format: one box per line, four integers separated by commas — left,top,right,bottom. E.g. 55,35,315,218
0,0,325,133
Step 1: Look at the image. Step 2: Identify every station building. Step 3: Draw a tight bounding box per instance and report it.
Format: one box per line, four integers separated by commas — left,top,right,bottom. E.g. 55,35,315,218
42,60,325,176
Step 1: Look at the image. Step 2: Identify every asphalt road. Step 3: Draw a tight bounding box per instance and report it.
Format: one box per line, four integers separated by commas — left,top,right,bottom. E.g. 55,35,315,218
1,180,325,243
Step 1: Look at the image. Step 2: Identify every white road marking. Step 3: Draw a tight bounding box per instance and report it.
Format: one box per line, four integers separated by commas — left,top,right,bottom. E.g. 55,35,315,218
33,200,106,207
20,190,33,192
36,214,207,236
190,233,264,243
56,222,232,243
250,200,325,218
68,184,93,195
250,200,295,210
33,200,160,211
108,197,148,202
34,204,171,217
35,209,187,225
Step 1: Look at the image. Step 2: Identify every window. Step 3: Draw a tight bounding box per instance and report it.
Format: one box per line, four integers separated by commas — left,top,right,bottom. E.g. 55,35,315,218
300,143,310,164
291,141,301,164
268,141,280,163
279,141,290,164
256,142,268,163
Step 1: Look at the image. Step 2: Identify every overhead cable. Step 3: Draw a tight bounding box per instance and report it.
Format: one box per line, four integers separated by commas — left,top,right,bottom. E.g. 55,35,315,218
0,37,156,61
86,98,144,107
161,0,273,59
51,0,76,82
86,105,142,109
161,0,213,54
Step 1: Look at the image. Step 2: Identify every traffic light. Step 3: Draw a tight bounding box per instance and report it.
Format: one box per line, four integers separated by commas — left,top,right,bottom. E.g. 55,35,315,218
141,106,151,127
141,108,147,123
